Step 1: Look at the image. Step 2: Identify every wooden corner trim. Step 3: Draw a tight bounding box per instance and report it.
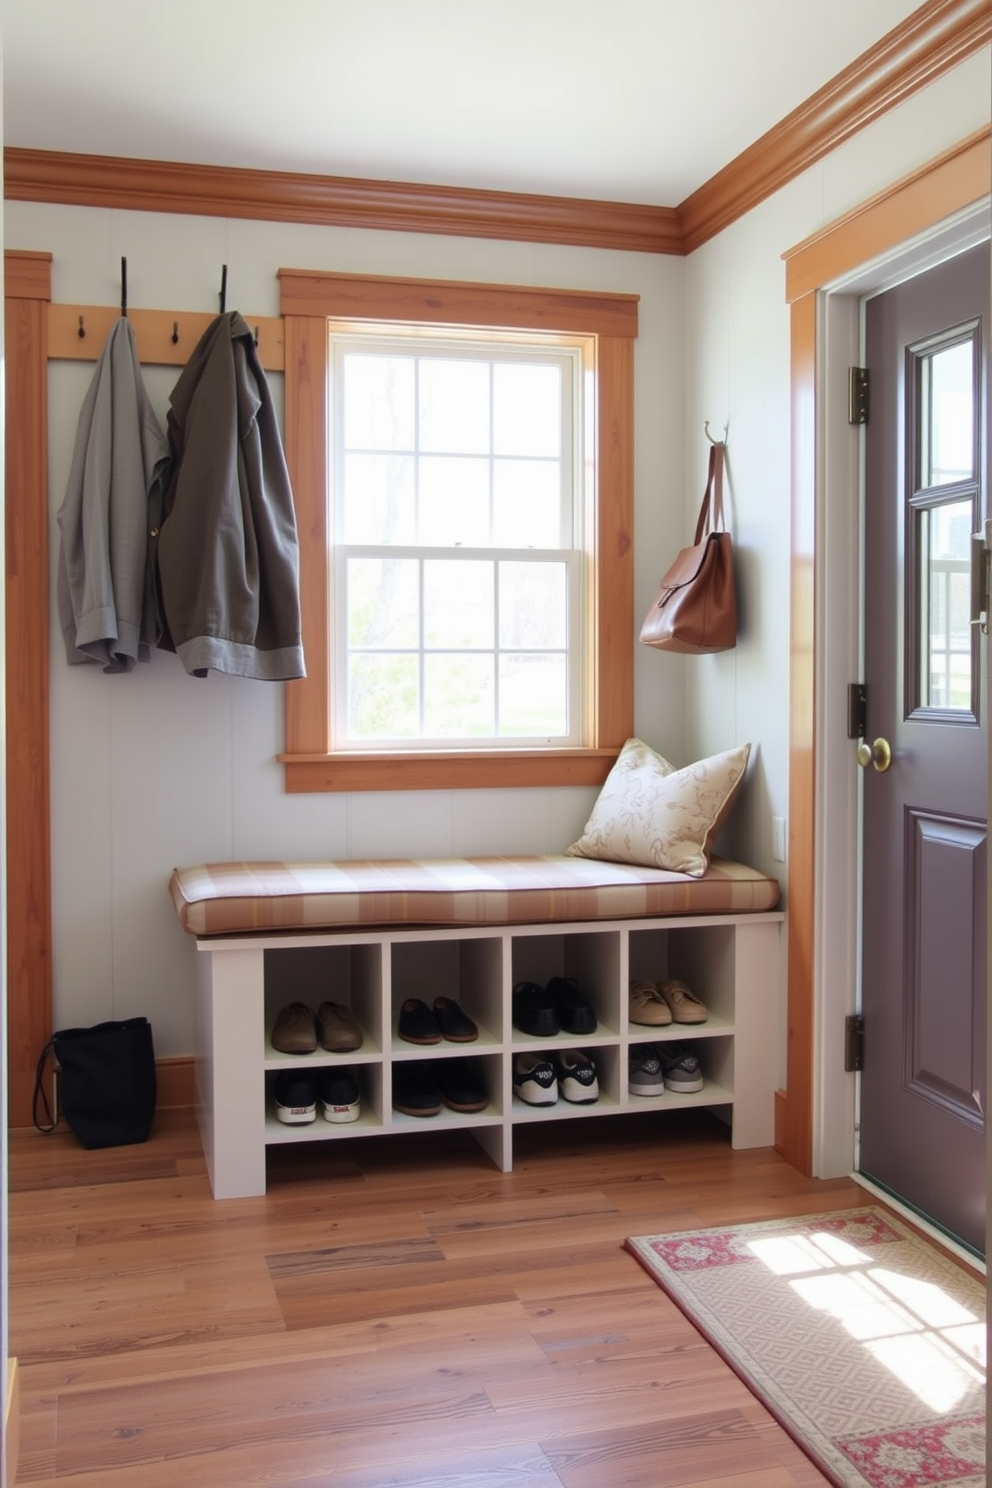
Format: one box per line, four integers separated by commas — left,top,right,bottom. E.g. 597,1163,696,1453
2,147,682,256
678,0,992,253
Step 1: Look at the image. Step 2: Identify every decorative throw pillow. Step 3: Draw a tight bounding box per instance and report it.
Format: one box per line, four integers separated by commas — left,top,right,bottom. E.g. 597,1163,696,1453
565,738,751,877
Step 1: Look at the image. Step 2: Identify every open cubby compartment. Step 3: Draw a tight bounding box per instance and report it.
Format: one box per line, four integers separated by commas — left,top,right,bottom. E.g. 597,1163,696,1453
264,1059,386,1144
389,932,503,1052
627,922,736,1030
388,1049,504,1125
510,926,621,1038
263,940,384,1061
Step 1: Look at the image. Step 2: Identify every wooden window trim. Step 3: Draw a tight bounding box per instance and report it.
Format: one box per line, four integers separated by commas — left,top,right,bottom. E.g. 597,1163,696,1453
278,270,637,792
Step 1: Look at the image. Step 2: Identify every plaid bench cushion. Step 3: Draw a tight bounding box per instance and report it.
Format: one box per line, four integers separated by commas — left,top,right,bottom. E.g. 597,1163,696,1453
169,855,780,938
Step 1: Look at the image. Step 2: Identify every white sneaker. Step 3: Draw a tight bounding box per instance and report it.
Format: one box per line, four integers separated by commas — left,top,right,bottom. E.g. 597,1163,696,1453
556,1049,599,1104
513,1053,558,1105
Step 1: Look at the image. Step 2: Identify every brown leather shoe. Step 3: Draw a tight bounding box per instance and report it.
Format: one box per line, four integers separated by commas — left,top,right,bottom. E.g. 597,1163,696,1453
271,1001,318,1054
317,1001,364,1053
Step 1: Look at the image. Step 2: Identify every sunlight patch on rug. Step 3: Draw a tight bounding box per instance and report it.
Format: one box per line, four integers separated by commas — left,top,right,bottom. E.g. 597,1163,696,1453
626,1207,985,1488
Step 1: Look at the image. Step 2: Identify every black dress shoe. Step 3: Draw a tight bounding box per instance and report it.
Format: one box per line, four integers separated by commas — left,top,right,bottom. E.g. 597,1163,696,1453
398,998,442,1044
546,976,597,1035
433,996,479,1042
439,1058,488,1112
392,1062,443,1116
512,981,560,1037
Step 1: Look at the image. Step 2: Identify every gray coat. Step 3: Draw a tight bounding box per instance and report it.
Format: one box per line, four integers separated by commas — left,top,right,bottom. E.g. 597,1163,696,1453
56,317,171,672
155,311,305,680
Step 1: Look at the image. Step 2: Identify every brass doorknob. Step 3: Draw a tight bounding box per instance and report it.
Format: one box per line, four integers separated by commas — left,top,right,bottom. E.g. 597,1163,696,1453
856,737,892,773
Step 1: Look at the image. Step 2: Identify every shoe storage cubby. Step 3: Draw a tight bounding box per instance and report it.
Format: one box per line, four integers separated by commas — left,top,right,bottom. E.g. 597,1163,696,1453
194,910,783,1197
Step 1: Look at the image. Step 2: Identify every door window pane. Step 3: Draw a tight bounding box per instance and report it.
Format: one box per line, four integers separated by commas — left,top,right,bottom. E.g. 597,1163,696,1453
918,498,973,710
920,339,974,488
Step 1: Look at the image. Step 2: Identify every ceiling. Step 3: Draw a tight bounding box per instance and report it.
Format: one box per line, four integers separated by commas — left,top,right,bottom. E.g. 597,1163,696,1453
4,0,925,208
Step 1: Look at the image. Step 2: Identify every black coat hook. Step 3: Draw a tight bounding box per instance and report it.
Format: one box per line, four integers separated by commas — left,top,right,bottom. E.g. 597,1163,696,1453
172,321,180,345
77,314,86,340
219,264,228,315
121,256,128,319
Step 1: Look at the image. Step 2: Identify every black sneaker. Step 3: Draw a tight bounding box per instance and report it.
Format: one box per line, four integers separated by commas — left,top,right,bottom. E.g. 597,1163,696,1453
392,1062,443,1117
318,1066,360,1123
546,976,597,1035
555,1049,599,1103
273,1071,317,1124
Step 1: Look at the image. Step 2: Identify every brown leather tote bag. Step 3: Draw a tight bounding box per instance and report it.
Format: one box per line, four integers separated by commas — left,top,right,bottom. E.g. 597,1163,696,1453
639,442,737,654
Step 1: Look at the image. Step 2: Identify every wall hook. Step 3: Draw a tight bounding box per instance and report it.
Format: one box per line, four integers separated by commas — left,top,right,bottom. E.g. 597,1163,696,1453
253,326,260,349
219,264,228,315
704,420,728,446
77,314,86,340
121,257,128,319
171,321,180,345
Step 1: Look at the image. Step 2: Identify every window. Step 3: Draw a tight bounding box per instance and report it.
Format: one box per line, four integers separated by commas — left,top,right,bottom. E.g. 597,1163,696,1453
278,269,637,792
332,331,583,748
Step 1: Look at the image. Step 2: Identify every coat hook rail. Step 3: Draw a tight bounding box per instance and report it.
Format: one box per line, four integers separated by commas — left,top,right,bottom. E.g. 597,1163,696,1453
47,302,286,372
704,419,728,446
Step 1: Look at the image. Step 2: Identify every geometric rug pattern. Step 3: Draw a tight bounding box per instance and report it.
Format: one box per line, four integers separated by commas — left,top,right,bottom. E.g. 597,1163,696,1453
626,1208,985,1488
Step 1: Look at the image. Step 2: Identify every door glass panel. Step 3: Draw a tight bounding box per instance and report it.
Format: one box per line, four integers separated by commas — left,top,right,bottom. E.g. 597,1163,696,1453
920,339,974,488
918,498,973,710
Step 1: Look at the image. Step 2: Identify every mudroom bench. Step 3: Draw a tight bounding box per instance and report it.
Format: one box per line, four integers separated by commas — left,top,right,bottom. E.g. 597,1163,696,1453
169,854,783,1198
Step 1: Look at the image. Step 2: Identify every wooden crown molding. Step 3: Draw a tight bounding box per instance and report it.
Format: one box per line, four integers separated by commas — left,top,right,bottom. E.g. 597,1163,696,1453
678,0,992,253
3,2,987,258
2,148,682,256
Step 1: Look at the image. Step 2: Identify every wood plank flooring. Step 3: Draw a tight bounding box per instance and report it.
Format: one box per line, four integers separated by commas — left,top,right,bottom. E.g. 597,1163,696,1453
9,1106,878,1486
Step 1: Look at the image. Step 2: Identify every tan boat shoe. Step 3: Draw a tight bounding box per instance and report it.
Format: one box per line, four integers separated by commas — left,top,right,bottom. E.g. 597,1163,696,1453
628,979,673,1026
659,979,708,1024
271,1001,318,1054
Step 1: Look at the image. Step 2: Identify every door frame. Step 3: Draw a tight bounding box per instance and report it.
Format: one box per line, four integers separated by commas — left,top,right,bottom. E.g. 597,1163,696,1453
781,126,991,1180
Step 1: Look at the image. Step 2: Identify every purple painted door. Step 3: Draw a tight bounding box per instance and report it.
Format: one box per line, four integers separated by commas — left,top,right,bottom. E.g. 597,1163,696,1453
859,241,989,1257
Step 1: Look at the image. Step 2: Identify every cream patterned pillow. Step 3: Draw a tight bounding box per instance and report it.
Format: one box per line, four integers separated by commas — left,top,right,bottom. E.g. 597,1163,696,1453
565,738,751,877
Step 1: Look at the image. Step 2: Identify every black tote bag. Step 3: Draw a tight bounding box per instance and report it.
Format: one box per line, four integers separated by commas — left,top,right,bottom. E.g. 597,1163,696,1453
33,1017,157,1149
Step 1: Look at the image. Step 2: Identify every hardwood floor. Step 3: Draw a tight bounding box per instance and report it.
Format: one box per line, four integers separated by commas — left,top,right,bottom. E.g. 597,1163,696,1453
8,1106,872,1486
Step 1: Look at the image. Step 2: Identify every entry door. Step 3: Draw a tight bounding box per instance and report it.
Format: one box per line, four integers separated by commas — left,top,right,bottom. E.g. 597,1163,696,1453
858,241,989,1257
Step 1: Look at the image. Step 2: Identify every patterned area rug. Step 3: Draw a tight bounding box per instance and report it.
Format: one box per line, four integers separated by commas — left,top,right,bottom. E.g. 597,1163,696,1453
626,1208,985,1488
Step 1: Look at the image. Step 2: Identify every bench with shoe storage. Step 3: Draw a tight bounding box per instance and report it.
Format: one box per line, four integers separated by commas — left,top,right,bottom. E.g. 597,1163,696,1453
170,852,784,1198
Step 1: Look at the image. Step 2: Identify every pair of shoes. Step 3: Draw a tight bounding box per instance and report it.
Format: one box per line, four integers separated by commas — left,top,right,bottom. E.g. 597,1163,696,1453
271,1001,364,1054
392,1059,489,1116
273,1067,361,1124
512,1049,600,1106
398,997,479,1044
628,1041,704,1096
628,979,708,1026
512,977,597,1037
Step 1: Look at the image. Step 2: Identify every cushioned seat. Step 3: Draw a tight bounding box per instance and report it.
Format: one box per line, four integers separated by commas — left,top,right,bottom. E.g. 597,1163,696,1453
169,854,779,938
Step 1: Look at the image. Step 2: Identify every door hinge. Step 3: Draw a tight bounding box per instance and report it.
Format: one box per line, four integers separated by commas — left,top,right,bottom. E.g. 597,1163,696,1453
848,366,869,425
844,1014,864,1073
970,517,991,635
847,682,867,740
